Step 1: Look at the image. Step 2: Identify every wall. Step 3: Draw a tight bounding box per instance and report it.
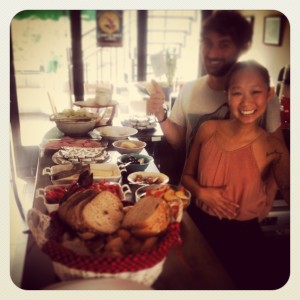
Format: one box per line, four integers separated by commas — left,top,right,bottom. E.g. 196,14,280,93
240,10,290,85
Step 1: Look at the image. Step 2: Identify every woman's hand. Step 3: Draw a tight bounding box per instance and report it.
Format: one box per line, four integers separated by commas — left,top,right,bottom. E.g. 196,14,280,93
196,186,239,220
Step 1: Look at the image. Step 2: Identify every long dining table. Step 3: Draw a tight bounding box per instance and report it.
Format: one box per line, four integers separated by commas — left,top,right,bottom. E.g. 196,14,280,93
20,128,235,290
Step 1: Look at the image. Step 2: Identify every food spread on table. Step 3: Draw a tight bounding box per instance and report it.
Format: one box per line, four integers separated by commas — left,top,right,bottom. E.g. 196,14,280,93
30,168,183,259
27,130,187,286
53,108,98,121
121,115,156,130
52,146,110,164
144,185,190,207
133,174,163,184
121,155,145,165
41,136,104,150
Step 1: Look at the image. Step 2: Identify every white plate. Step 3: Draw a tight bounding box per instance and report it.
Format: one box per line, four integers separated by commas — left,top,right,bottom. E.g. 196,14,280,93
45,278,152,290
121,115,157,131
74,100,118,108
92,126,138,141
52,151,111,165
127,171,169,185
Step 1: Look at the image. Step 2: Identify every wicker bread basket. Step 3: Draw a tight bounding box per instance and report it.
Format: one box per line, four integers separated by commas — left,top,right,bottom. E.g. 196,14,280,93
27,200,183,287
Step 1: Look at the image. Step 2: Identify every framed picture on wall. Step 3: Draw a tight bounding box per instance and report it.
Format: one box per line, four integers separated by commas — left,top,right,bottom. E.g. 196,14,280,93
96,11,123,47
263,16,283,46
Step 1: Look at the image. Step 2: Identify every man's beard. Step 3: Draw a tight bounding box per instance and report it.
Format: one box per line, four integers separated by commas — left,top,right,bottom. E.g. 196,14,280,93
205,59,236,77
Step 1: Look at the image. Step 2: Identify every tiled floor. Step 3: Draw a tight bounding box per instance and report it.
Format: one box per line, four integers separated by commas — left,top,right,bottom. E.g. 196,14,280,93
10,177,35,288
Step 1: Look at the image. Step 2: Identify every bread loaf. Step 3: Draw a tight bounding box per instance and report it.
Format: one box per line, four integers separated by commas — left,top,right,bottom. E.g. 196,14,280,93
58,189,97,226
81,190,124,234
122,196,171,237
58,189,124,237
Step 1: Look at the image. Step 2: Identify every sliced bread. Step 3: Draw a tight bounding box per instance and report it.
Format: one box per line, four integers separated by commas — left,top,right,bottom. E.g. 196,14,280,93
58,189,98,237
81,190,124,234
58,189,87,222
122,196,171,237
68,190,98,233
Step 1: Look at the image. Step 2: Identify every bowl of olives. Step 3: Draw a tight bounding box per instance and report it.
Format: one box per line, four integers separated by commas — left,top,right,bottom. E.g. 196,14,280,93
117,154,153,173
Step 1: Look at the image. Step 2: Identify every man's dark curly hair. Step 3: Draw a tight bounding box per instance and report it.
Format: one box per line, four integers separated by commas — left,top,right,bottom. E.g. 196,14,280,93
201,10,253,49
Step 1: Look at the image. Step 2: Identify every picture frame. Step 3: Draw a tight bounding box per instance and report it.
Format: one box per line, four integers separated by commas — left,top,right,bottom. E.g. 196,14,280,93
263,16,283,46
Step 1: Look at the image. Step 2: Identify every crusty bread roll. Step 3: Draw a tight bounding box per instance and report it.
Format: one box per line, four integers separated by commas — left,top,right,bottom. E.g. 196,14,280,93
122,196,171,237
81,191,124,234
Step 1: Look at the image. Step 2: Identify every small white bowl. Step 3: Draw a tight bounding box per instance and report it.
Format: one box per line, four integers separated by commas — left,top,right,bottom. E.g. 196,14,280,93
112,140,146,154
117,154,153,173
127,171,169,185
35,184,68,213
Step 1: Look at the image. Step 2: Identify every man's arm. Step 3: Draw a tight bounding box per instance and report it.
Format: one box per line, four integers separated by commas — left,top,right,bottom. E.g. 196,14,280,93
148,80,186,149
159,118,186,149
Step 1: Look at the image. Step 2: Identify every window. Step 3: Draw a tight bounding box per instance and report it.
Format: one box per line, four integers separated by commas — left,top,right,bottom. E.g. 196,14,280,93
11,11,72,146
81,11,138,94
147,11,201,84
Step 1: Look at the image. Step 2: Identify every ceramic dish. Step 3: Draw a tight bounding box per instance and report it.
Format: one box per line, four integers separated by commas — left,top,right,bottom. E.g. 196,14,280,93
52,149,110,165
135,184,191,208
74,99,118,108
127,171,169,186
112,139,146,154
121,115,157,131
91,126,138,141
43,163,123,185
50,114,98,137
35,184,69,213
117,153,153,173
36,182,131,213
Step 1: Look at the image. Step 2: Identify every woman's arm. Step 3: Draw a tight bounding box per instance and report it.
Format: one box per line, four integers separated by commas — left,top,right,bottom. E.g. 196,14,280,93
270,138,290,205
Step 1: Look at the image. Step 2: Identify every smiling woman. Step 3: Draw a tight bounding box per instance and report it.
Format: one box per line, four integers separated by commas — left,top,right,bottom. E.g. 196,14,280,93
182,60,290,289
225,60,273,126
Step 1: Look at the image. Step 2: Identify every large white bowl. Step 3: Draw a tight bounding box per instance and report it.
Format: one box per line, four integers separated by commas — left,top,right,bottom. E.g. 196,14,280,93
92,126,138,141
112,140,146,154
53,119,97,136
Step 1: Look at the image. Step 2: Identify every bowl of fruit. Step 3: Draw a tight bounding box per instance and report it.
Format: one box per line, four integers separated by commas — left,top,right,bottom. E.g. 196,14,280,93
135,184,191,208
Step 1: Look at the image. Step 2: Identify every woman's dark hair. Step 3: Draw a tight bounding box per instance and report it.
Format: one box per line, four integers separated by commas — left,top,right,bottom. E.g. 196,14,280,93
202,10,253,49
224,60,271,91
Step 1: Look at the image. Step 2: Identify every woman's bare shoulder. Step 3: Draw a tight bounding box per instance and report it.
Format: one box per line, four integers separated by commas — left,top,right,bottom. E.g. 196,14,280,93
199,119,221,132
196,120,222,141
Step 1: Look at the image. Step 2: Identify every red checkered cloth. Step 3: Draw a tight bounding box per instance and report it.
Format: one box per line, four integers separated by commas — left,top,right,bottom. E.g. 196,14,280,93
42,214,182,274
